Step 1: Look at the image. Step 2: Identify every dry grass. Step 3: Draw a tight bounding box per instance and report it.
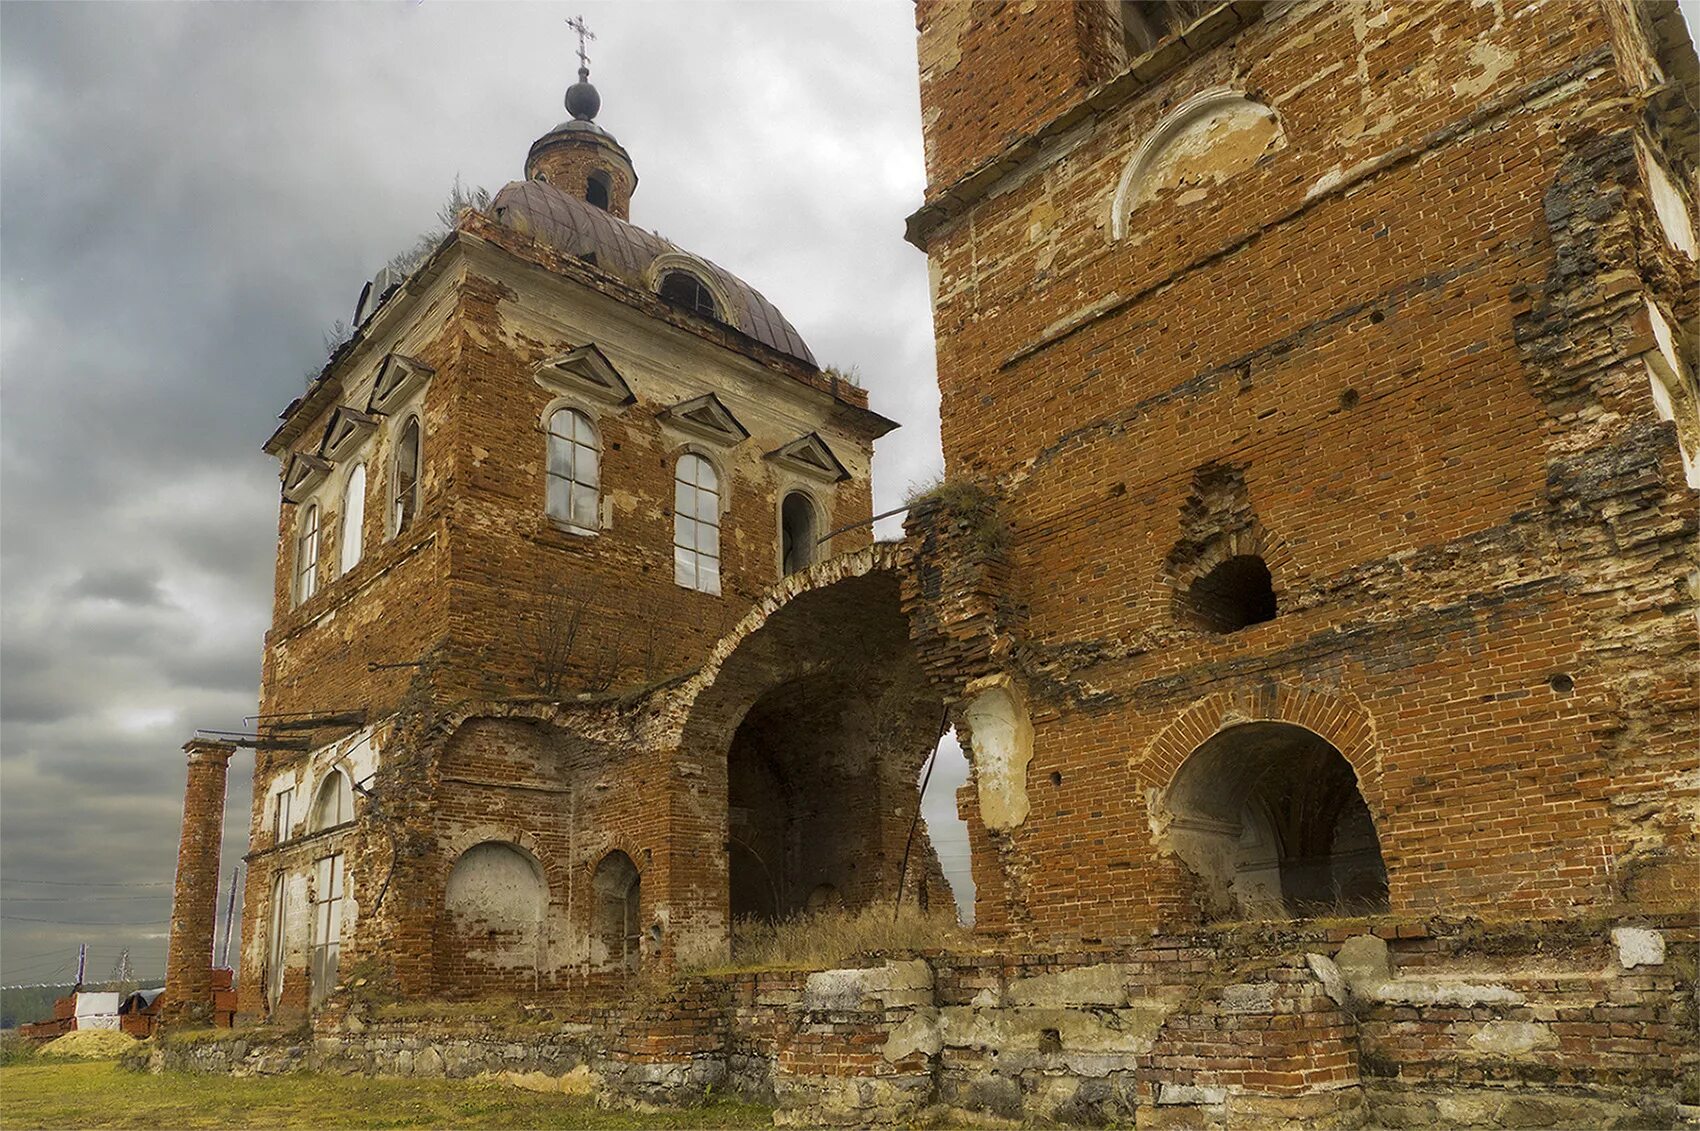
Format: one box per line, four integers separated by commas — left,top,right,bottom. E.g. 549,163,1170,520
713,905,971,972
36,1029,139,1060
0,1059,771,1129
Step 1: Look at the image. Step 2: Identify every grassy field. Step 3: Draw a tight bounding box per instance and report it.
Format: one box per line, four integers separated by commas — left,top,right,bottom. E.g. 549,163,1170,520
0,1059,773,1129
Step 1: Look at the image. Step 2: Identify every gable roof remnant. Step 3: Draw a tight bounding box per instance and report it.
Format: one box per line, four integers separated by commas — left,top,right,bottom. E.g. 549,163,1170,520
491,179,817,367
660,392,750,445
767,432,850,482
534,343,637,406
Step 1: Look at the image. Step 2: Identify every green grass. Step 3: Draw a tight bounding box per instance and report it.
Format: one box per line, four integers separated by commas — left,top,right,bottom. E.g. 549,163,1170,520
0,1060,773,1129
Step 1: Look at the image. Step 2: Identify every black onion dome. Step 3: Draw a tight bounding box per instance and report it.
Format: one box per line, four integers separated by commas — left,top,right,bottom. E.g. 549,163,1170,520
565,68,601,121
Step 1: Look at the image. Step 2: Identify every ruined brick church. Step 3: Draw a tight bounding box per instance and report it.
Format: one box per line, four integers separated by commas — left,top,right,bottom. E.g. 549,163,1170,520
161,1,1697,1124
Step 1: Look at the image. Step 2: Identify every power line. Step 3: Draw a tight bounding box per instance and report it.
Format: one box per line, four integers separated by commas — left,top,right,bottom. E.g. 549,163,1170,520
0,916,171,926
2,878,170,888
1,894,168,903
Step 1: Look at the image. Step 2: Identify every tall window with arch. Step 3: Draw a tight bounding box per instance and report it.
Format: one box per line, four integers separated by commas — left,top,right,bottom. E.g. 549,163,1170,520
294,503,320,605
781,491,818,575
546,408,600,531
266,872,288,1010
673,453,721,594
339,464,366,575
309,770,354,832
391,417,422,535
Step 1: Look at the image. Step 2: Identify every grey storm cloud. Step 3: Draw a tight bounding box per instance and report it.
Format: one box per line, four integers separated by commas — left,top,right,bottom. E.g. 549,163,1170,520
1,1,970,983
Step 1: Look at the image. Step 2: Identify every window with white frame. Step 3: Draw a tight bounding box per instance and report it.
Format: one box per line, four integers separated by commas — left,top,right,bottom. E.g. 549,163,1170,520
294,504,320,605
339,464,366,575
309,771,353,832
673,454,721,594
308,853,345,1007
391,417,422,535
272,788,294,843
546,408,600,531
266,871,288,1009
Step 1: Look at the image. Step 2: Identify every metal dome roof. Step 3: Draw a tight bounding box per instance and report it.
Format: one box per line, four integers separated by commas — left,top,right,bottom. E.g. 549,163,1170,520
490,179,817,367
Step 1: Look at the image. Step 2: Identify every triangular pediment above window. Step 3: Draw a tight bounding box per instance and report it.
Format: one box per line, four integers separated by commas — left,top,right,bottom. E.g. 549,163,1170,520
282,452,333,503
368,353,434,415
766,432,849,482
660,393,750,446
534,343,634,406
320,406,379,462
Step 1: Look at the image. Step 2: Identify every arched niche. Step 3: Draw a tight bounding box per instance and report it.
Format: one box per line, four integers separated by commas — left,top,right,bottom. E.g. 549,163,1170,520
1112,90,1284,238
1158,721,1388,921
442,842,547,982
591,851,641,971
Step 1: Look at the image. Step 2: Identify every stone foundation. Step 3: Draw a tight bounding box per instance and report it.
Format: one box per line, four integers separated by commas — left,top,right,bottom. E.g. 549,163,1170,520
144,917,1696,1128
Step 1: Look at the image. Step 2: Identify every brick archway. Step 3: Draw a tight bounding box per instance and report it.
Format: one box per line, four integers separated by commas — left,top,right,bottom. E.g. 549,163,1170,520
1136,684,1383,813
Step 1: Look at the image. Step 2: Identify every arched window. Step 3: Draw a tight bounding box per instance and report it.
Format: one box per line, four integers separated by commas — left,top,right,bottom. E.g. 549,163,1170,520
294,503,320,606
443,843,547,986
592,851,641,971
781,492,817,575
339,464,366,575
586,171,611,211
658,270,719,321
390,417,422,536
673,454,721,594
309,770,354,832
546,408,600,531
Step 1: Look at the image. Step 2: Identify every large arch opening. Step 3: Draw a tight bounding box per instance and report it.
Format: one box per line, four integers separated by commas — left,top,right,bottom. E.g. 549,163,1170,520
727,674,889,923
1161,722,1388,921
677,555,954,965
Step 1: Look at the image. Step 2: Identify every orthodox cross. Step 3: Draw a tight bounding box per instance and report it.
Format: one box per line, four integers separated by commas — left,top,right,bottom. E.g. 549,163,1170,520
568,15,596,74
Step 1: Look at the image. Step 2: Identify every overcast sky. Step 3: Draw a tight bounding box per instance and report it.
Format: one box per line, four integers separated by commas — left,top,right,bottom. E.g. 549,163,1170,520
5,1,1696,990
0,0,979,987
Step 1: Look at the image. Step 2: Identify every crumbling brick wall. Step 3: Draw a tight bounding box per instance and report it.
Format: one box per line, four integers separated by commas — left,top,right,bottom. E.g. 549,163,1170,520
907,0,1697,940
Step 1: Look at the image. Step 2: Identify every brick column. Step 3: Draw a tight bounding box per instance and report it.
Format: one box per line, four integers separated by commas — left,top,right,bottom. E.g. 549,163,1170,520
160,738,235,1025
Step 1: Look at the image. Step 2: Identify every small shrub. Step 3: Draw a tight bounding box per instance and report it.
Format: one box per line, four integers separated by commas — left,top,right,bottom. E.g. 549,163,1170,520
0,1033,40,1067
821,364,863,389
904,476,1009,559
714,904,970,972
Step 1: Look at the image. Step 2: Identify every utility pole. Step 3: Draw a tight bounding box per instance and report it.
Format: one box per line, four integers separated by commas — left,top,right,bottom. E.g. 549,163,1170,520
217,865,240,968
75,942,86,988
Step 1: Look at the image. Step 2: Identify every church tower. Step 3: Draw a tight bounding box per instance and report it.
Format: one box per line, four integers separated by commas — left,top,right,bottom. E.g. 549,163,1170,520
219,34,902,1016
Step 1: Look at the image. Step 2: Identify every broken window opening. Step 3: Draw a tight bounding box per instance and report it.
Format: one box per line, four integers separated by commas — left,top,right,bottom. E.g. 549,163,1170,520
294,504,319,606
391,416,422,536
308,852,345,1007
1162,722,1389,922
658,270,719,321
673,453,722,594
780,491,817,575
265,871,288,1010
591,851,641,971
1178,554,1276,634
272,788,294,844
546,407,600,531
586,171,611,211
339,464,366,576
308,770,353,833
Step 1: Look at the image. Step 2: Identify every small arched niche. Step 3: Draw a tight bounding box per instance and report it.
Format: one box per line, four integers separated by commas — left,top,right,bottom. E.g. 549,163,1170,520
1159,722,1388,921
1177,554,1277,634
591,851,641,971
1113,90,1283,238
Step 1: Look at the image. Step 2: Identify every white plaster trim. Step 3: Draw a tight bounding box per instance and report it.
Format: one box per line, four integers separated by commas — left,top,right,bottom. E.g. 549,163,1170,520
1111,88,1282,240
